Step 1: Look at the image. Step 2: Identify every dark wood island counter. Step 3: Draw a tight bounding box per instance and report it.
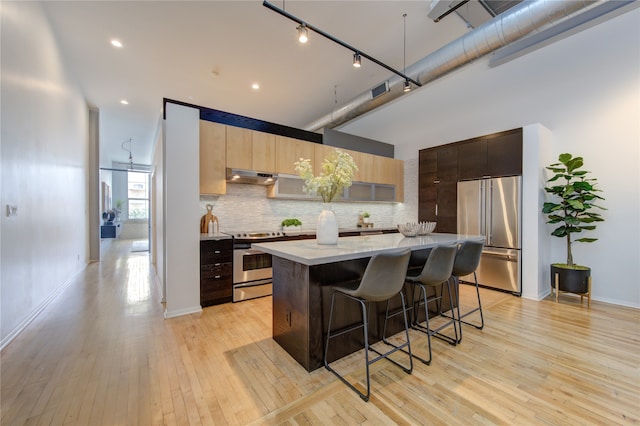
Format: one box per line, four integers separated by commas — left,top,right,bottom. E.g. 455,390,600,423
253,233,484,371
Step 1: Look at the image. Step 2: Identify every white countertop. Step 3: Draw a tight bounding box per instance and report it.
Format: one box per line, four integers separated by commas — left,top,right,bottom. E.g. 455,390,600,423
252,233,484,266
282,226,398,237
200,233,233,241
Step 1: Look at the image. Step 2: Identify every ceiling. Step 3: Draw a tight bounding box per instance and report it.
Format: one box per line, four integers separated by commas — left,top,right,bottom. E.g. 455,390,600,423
43,1,482,168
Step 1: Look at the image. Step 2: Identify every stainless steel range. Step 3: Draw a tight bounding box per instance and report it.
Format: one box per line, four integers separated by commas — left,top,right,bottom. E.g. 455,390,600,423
223,230,286,302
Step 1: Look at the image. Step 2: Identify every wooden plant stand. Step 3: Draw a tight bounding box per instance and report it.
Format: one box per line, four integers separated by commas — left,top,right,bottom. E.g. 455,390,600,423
554,273,592,308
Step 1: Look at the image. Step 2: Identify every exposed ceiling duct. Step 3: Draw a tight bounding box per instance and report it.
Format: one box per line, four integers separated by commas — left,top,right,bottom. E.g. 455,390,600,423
304,0,619,132
427,0,524,27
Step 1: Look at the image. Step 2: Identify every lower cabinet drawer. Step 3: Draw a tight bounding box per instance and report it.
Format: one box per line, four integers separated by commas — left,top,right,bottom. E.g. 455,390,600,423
201,263,232,279
201,277,232,307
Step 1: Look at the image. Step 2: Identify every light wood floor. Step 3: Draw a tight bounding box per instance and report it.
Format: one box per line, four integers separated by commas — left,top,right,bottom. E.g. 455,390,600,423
1,239,639,425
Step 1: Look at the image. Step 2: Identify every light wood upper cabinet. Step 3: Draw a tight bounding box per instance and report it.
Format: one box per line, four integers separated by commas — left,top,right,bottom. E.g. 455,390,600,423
355,151,375,183
226,127,276,173
275,136,315,175
374,155,395,184
226,126,252,169
199,121,226,195
394,158,404,202
251,131,276,173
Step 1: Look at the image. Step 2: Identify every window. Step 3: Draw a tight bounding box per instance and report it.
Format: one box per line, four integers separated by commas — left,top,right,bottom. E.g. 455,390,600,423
127,171,148,219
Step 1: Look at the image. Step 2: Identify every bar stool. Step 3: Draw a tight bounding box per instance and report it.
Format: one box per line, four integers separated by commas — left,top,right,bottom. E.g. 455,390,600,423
405,245,458,365
450,240,485,343
323,248,413,402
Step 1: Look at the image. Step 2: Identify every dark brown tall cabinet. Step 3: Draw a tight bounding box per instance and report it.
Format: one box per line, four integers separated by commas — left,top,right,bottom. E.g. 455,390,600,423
419,128,522,234
418,146,459,233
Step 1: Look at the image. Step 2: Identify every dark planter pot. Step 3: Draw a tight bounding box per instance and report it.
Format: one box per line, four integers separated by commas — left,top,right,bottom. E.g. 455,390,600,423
550,264,591,294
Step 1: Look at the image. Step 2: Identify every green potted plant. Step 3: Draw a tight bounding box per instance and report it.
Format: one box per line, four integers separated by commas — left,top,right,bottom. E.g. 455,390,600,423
542,153,605,294
281,218,302,232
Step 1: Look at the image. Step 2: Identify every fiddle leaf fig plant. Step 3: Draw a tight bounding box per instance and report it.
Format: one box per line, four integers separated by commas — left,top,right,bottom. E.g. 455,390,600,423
542,153,606,267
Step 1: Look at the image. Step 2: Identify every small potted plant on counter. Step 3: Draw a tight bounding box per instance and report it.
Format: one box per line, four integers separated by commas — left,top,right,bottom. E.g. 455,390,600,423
281,218,302,233
542,153,605,303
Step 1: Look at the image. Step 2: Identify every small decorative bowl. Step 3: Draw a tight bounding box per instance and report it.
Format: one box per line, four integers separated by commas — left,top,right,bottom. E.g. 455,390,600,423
397,222,420,237
418,221,436,235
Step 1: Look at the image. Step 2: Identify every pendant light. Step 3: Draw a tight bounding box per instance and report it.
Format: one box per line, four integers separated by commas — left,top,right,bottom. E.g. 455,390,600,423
402,13,411,92
122,138,134,169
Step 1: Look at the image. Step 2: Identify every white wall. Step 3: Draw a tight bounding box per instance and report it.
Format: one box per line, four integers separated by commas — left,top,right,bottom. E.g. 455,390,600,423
163,103,201,318
341,8,640,307
1,2,90,345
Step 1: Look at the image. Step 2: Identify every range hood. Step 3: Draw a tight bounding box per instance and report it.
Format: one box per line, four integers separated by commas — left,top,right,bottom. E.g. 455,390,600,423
226,168,277,185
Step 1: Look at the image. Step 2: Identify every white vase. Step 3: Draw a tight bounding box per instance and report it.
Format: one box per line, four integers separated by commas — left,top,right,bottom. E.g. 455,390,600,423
316,203,339,245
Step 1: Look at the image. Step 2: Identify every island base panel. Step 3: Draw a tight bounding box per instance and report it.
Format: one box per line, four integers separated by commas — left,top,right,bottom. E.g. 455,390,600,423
272,252,458,372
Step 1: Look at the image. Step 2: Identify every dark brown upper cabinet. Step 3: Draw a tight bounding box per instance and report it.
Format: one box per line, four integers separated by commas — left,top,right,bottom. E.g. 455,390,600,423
486,129,522,177
458,140,488,180
436,145,458,181
457,128,522,180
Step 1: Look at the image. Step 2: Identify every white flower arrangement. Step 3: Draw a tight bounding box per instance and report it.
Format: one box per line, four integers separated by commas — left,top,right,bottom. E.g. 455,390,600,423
294,148,358,203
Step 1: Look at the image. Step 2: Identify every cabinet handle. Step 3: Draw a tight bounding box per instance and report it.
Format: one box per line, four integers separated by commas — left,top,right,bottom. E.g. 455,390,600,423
434,180,440,184
214,275,221,279
435,204,438,216
214,250,221,254
214,263,221,266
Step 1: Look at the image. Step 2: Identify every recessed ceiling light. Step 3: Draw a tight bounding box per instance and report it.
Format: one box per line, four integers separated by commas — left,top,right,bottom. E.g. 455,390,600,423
120,99,129,105
252,83,260,90
111,39,123,48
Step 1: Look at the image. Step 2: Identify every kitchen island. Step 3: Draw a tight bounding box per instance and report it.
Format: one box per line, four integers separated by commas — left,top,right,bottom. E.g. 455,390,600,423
253,232,484,371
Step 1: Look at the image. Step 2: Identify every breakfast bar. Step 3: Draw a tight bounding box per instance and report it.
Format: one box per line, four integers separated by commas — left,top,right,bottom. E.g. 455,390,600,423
253,232,484,371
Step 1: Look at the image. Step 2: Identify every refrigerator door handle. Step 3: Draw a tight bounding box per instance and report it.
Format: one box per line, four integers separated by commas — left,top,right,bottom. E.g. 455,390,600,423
480,180,489,243
483,247,518,260
486,180,493,246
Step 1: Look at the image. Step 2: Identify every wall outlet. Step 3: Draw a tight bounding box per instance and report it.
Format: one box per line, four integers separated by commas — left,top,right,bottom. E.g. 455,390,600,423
6,204,17,217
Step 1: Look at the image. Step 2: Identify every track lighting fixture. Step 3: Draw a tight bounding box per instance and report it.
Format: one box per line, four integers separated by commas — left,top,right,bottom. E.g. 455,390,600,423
403,79,411,92
353,52,361,68
297,24,308,43
264,1,421,88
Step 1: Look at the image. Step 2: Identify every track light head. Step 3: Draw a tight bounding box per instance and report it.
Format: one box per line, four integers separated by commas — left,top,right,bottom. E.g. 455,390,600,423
297,24,308,43
353,52,362,68
403,79,411,92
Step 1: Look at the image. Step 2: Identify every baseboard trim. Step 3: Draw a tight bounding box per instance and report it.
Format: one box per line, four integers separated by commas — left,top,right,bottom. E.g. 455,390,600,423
1,267,83,351
164,305,202,319
151,263,165,303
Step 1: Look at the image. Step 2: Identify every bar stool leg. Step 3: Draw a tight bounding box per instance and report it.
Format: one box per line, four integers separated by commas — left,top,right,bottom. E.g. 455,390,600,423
380,291,414,372
324,292,372,401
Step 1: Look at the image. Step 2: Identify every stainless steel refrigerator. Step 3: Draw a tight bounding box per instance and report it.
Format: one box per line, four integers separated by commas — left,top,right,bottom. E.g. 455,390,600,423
457,176,521,294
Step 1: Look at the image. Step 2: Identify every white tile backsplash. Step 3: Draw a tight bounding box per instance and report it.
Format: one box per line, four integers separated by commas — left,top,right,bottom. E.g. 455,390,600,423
200,158,419,232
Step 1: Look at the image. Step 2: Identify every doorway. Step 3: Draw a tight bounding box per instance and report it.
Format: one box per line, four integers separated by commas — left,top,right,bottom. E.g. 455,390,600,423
99,167,151,255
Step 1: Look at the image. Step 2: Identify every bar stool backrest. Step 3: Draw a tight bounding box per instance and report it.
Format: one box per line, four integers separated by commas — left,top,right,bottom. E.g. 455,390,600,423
412,245,457,286
346,249,412,302
452,241,484,277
